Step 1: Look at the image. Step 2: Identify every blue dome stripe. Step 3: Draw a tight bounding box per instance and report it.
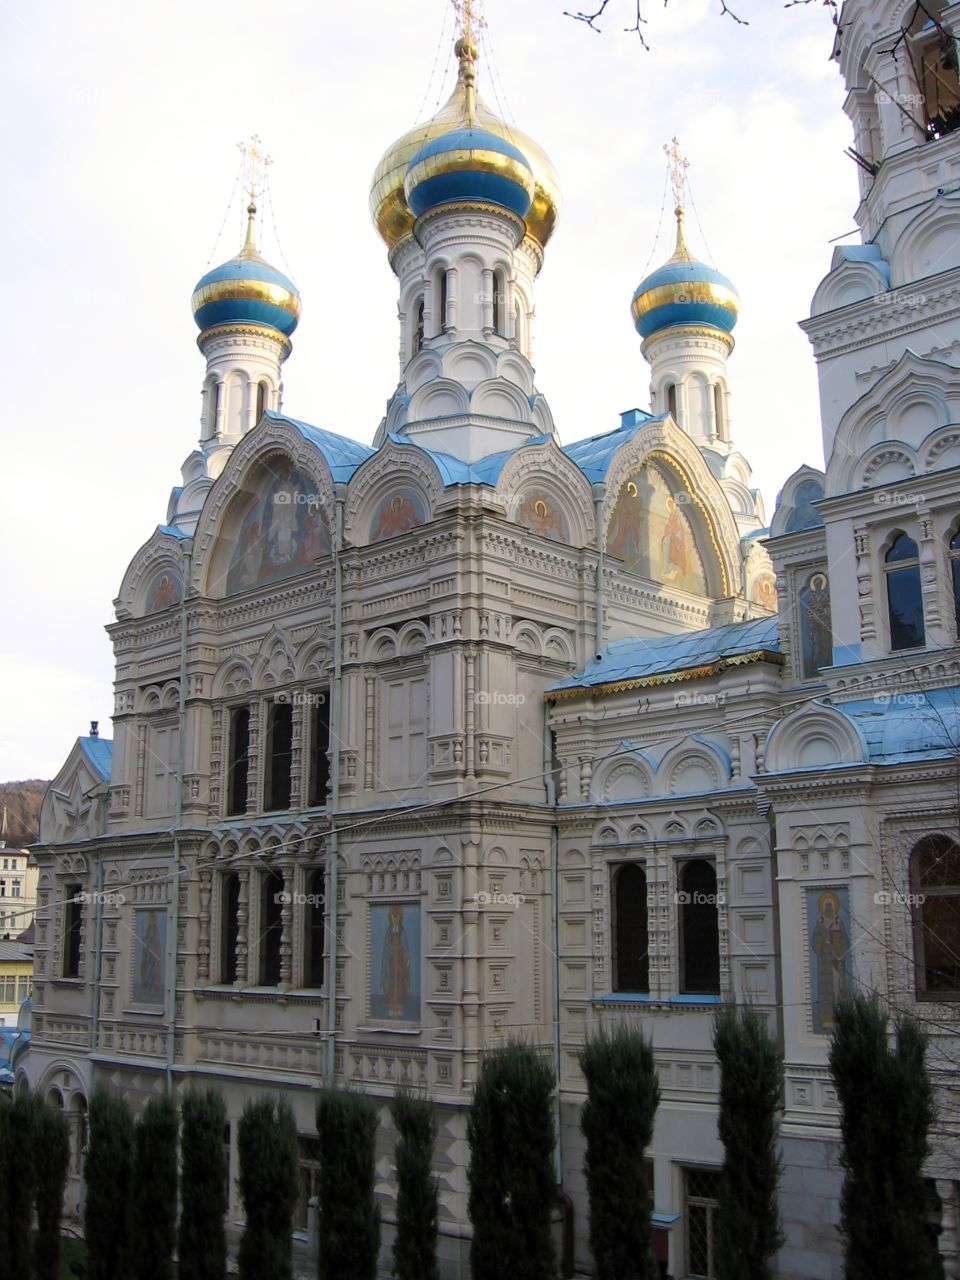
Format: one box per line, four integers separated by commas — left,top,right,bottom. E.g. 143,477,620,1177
193,257,298,294
634,300,738,339
194,298,300,336
409,127,531,170
407,171,532,219
633,262,737,295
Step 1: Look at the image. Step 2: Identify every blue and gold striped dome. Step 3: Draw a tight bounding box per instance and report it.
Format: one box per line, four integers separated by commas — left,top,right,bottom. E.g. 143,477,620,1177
631,212,738,342
192,206,301,339
405,127,534,222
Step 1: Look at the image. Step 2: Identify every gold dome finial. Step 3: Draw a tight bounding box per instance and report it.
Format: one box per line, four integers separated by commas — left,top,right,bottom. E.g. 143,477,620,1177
452,0,484,123
663,136,692,263
237,134,273,259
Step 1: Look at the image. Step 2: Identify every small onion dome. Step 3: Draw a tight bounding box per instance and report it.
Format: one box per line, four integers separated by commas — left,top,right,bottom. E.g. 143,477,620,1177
192,206,301,338
370,74,560,250
631,211,738,341
404,127,535,221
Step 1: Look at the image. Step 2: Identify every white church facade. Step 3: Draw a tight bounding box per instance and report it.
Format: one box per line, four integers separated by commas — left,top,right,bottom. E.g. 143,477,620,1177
26,1,960,1276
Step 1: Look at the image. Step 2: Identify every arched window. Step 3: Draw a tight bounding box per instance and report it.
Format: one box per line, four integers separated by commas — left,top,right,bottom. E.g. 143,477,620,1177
493,269,505,336
908,4,960,140
255,380,269,422
799,571,833,677
912,834,960,999
949,526,960,637
713,383,726,441
679,859,720,995
220,872,240,984
884,532,925,650
666,383,678,421
412,298,425,356
259,870,283,986
206,380,221,438
613,862,649,992
303,868,325,989
226,706,250,817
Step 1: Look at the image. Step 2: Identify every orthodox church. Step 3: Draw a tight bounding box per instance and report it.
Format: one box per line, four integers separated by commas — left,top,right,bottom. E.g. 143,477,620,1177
26,0,960,1276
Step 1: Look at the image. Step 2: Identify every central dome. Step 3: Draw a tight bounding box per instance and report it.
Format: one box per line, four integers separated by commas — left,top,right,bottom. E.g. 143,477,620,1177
370,69,560,252
405,127,535,220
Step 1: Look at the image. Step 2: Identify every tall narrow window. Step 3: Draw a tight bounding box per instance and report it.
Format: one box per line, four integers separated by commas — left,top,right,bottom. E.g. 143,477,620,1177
614,863,649,992
207,380,221,438
492,269,504,335
949,527,960,637
304,868,325,989
679,860,720,995
63,884,83,978
259,870,284,986
437,269,448,333
412,298,425,356
885,532,925,650
713,383,725,440
264,700,293,811
227,706,250,817
220,872,240,984
684,1167,721,1279
912,834,960,999
666,382,678,420
255,380,269,422
308,690,331,808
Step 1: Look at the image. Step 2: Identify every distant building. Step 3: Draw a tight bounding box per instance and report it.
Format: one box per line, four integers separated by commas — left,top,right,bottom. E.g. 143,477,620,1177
0,843,39,940
0,940,32,1030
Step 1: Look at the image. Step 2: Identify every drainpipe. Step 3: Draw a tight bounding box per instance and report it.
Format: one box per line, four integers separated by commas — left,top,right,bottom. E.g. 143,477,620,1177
91,850,104,1056
593,484,605,659
325,488,346,1085
543,699,562,1183
166,538,193,1097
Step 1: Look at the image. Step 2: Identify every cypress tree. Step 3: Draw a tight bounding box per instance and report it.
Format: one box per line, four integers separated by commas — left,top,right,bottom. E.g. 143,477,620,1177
6,1093,37,1276
830,993,942,1280
85,1088,135,1280
579,1025,660,1280
713,1003,784,1280
391,1089,439,1280
315,1087,380,1280
467,1040,557,1280
237,1096,299,1280
33,1097,70,1280
178,1089,228,1280
132,1095,179,1280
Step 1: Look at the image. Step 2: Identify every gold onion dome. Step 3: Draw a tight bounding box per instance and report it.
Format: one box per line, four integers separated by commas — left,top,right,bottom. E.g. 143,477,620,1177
369,51,560,252
192,203,301,339
630,208,738,342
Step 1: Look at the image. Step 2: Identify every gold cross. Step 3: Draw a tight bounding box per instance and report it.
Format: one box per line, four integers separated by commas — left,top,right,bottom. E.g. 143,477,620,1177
237,134,273,206
664,136,689,213
452,0,485,46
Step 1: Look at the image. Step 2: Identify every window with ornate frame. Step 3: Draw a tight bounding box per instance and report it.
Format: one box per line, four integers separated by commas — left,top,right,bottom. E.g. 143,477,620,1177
884,532,925,651
912,834,960,999
613,862,649,993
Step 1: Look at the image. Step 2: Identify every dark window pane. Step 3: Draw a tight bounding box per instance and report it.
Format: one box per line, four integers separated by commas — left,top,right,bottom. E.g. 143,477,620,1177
221,873,240,984
264,702,293,811
885,533,919,563
260,871,284,986
886,565,925,650
615,863,649,993
304,870,325,989
914,836,960,888
680,861,720,995
308,691,331,808
64,884,83,978
919,895,960,993
227,707,250,816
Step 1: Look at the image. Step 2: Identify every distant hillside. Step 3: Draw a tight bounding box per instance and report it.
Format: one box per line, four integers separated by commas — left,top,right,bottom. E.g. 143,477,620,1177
0,780,49,847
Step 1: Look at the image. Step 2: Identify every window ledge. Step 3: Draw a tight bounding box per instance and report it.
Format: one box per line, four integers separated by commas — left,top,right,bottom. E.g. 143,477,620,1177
595,993,723,1008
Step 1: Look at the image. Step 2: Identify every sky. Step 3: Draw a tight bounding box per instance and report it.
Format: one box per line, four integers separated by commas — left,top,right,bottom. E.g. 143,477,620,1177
0,0,855,781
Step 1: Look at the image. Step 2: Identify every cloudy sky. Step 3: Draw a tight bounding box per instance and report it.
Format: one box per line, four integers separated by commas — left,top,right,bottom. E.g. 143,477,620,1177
1,0,853,780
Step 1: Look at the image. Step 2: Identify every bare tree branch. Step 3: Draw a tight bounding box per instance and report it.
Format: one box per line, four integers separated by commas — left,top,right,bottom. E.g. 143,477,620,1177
563,0,747,43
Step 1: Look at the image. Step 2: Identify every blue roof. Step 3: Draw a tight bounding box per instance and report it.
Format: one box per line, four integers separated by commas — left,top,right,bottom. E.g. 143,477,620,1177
266,412,375,483
842,688,960,765
834,243,891,289
156,524,191,540
387,432,553,487
79,736,112,781
549,615,781,693
561,411,662,483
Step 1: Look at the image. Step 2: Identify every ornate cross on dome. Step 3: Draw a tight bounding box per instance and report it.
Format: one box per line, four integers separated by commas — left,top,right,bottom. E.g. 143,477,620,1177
237,134,273,208
664,136,689,215
452,0,485,48
664,136,691,260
